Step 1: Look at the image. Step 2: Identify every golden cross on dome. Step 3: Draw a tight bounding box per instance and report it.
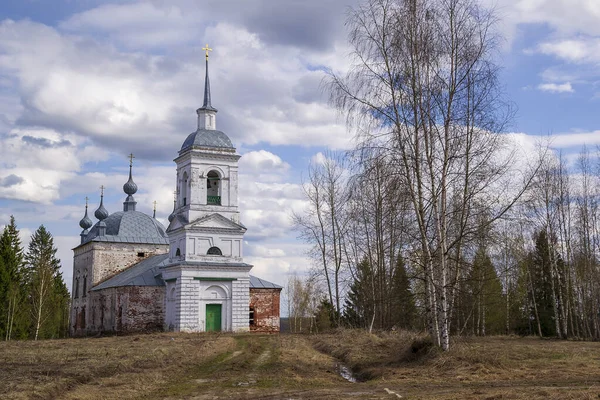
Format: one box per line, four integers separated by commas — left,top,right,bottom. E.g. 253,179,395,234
100,185,105,196
128,153,135,166
202,43,212,60
85,196,89,207
153,200,157,211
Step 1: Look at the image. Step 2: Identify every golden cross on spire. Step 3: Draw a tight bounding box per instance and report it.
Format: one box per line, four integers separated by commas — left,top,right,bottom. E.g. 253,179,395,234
128,153,135,167
100,185,105,196
85,196,89,207
202,43,212,60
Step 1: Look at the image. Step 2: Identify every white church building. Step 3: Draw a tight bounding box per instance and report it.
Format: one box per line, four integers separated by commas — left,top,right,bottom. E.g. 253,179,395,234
70,48,281,335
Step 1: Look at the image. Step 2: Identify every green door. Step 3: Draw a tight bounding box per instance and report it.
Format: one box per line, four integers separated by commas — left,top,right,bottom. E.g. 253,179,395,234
206,304,222,332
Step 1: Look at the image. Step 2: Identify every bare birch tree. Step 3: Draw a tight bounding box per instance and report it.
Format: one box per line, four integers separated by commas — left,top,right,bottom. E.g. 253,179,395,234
293,152,352,319
327,0,538,350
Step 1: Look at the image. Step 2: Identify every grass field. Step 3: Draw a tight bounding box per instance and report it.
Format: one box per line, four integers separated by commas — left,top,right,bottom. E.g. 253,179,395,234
2,330,599,399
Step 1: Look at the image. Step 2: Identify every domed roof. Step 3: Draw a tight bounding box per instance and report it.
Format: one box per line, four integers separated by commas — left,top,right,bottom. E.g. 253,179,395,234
79,208,93,230
94,200,109,221
181,128,234,151
85,211,168,245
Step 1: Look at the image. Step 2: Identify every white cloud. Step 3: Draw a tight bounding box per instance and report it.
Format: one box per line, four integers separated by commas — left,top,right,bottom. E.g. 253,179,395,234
488,0,600,38
0,18,352,157
60,2,203,49
311,152,327,165
537,38,600,64
240,150,289,171
0,127,108,203
546,131,600,148
537,82,574,93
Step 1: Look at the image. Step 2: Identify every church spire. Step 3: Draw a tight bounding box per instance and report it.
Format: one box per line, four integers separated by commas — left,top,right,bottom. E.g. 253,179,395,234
197,44,217,130
200,44,216,111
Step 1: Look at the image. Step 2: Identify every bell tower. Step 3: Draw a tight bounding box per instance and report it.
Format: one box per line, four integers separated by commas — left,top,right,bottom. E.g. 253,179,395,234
163,45,252,333
171,44,241,226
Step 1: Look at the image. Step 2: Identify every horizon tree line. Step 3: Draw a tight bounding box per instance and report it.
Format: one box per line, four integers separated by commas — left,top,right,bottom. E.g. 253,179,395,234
0,216,70,340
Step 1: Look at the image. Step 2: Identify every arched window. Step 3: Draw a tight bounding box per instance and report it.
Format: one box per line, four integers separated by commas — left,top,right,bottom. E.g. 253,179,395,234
206,170,221,205
182,171,188,206
74,273,80,298
82,270,87,298
207,246,222,255
175,248,181,257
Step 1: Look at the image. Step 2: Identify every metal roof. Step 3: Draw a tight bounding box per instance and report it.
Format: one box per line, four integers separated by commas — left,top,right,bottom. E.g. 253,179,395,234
249,275,282,289
180,129,234,151
91,256,281,291
92,253,169,291
84,211,169,245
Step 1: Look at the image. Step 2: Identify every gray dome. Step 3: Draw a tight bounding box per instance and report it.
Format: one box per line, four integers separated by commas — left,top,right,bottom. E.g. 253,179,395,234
94,202,109,221
85,211,168,244
181,128,234,151
79,208,93,230
123,175,138,195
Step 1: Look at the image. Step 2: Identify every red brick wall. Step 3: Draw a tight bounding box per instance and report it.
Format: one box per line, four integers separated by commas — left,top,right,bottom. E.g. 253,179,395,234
81,286,165,335
249,288,281,333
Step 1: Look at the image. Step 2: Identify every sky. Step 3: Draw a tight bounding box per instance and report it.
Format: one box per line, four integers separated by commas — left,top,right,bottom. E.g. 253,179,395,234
1,0,600,292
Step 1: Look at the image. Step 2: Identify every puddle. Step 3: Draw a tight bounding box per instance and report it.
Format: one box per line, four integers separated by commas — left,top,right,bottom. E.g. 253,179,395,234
335,363,359,383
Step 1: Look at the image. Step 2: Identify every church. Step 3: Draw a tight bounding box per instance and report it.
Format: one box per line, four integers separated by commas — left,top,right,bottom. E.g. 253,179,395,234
70,47,281,335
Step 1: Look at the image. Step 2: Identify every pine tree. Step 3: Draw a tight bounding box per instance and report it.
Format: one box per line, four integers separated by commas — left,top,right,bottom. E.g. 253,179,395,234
0,216,27,340
25,225,70,340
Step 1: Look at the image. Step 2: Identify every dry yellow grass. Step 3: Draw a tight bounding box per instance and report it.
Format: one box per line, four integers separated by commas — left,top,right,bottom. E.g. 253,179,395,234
1,331,599,399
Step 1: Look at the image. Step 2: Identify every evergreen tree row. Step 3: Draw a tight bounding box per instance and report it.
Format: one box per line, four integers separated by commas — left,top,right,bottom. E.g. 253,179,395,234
0,216,70,340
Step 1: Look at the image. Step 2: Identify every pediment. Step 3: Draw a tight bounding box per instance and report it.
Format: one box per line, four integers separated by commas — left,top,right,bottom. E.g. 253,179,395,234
187,213,246,232
166,214,189,233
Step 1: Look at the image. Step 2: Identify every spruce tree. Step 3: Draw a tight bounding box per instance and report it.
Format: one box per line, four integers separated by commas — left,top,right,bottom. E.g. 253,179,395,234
528,230,560,337
342,258,373,329
25,225,70,340
468,247,504,335
0,216,27,340
390,255,416,330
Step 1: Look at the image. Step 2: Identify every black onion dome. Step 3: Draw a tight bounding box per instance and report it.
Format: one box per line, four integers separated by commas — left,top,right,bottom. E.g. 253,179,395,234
123,162,138,196
94,196,109,221
123,174,138,195
79,207,93,230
